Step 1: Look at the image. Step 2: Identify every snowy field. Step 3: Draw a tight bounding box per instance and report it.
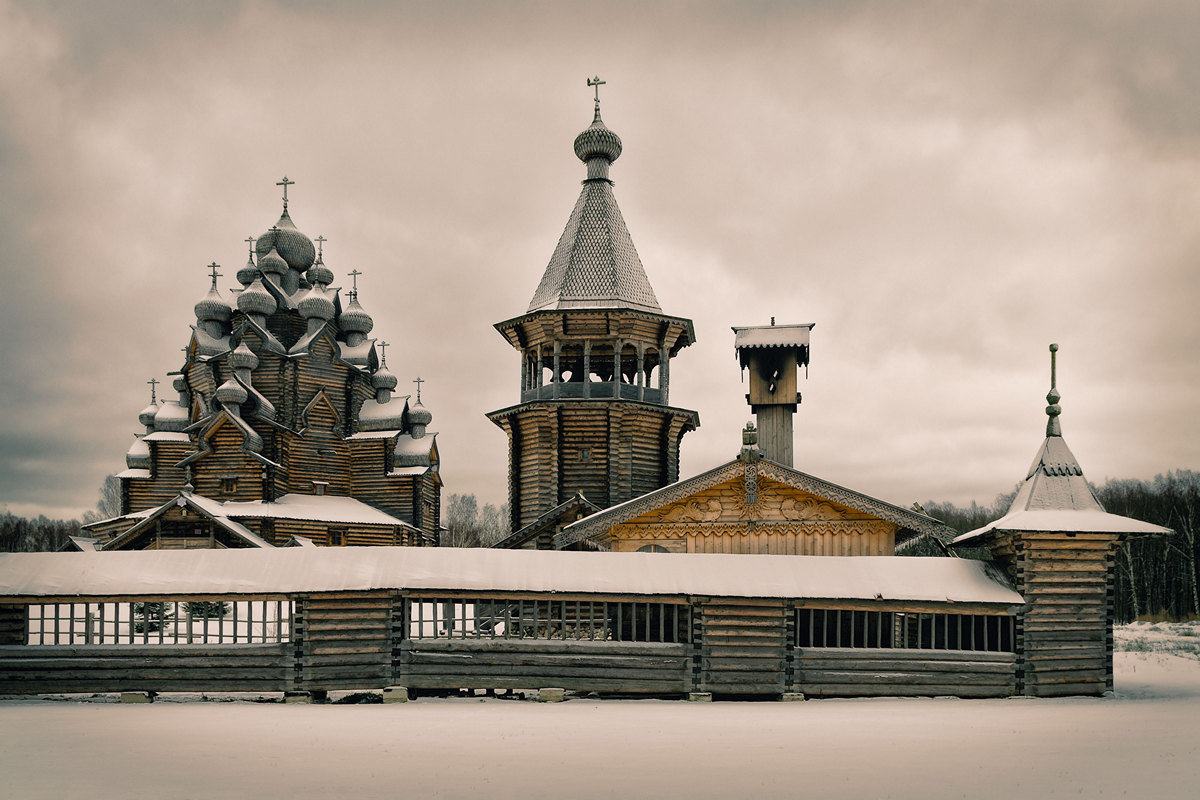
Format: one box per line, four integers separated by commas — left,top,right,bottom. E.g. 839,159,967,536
2,626,1199,800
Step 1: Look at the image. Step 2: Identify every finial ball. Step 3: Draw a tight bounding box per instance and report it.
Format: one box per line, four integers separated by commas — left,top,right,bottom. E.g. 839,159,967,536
1049,343,1059,352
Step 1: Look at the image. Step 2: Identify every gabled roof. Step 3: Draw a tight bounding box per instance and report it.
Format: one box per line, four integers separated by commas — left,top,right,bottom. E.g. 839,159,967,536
556,455,954,550
494,492,603,550
100,493,273,551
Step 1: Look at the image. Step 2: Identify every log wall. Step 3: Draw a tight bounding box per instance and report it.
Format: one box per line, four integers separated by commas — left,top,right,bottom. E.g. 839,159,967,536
0,593,1024,698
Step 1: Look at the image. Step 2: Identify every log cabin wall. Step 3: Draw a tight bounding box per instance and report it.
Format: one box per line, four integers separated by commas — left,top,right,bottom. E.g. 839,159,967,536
0,591,1021,698
294,592,392,692
999,531,1121,697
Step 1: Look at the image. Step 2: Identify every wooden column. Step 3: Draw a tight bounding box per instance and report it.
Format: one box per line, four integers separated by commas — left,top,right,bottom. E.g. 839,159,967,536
552,342,561,399
613,339,622,398
582,341,592,399
660,350,670,404
636,345,645,402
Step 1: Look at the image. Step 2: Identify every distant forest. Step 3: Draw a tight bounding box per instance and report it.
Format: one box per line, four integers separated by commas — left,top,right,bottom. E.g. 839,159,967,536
3,472,1197,624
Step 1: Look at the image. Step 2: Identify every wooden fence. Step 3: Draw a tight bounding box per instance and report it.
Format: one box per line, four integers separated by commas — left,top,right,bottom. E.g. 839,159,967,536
0,593,1017,698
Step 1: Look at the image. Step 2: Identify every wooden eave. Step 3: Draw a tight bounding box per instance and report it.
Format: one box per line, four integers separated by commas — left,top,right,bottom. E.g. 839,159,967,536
485,398,700,430
493,308,696,353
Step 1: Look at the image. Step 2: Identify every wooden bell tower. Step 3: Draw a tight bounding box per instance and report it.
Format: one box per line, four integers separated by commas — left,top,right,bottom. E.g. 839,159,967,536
733,321,814,467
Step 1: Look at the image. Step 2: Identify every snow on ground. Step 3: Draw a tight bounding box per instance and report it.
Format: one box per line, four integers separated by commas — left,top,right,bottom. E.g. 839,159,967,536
2,629,1199,800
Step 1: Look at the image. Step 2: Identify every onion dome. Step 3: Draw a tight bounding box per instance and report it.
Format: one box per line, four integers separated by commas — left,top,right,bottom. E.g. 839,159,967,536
215,377,247,407
125,436,151,469
138,401,159,429
237,277,277,317
574,107,623,165
298,284,335,321
372,364,398,392
256,209,316,272
258,245,287,278
194,281,233,323
306,256,334,287
229,341,259,372
408,400,432,427
340,295,374,335
236,255,259,287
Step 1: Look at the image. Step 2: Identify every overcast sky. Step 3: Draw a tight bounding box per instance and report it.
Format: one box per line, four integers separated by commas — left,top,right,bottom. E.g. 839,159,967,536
1,0,1198,521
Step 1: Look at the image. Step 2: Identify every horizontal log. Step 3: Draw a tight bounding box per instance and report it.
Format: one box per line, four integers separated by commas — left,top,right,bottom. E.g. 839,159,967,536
697,646,786,659
402,639,688,657
797,648,1016,663
0,644,286,659
298,620,389,633
3,667,286,682
404,652,687,670
402,664,686,681
309,642,391,656
797,657,1014,673
700,630,786,641
793,600,1015,615
1029,682,1105,697
797,670,1015,686
801,683,1013,698
399,675,688,693
301,652,390,667
300,665,390,682
303,608,392,621
0,680,289,694
702,660,785,672
696,682,783,694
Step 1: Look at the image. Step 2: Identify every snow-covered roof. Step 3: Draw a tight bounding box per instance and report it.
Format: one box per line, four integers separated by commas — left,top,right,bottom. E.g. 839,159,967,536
347,431,401,440
115,468,151,479
213,493,415,528
0,548,1023,605
732,323,814,350
142,431,191,443
101,494,272,551
954,427,1171,545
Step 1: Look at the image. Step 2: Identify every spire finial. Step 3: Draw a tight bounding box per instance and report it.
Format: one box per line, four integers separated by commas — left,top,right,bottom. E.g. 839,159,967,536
413,376,424,404
244,236,256,260
147,378,159,404
207,262,222,286
1045,343,1062,436
587,75,606,115
349,268,362,293
276,176,294,210
378,340,389,367
315,235,326,259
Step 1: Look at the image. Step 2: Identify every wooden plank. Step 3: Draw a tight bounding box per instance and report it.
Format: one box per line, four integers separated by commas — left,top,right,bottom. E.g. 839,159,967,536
802,683,1013,698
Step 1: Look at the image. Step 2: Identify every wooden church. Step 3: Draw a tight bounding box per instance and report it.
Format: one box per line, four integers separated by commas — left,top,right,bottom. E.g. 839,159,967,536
81,184,441,550
0,82,1173,701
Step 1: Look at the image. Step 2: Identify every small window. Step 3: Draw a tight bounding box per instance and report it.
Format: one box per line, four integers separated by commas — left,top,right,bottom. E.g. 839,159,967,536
329,529,346,547
221,476,237,494
636,545,669,553
311,481,328,496
578,448,591,461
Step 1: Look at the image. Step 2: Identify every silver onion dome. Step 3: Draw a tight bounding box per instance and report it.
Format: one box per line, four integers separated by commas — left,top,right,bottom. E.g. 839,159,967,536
215,377,248,406
237,277,277,317
297,284,335,321
194,282,233,323
256,208,316,272
339,295,374,335
228,341,259,372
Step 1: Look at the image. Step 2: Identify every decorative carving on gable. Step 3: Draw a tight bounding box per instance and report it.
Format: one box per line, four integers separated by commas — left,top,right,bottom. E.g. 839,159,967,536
660,498,722,523
779,497,846,521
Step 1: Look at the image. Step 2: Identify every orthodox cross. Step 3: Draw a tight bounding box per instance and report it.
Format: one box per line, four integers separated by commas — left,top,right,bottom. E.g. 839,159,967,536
348,268,362,300
315,235,327,259
147,378,159,403
587,76,606,108
413,376,424,404
207,262,222,284
378,340,389,366
276,176,294,209
245,236,256,258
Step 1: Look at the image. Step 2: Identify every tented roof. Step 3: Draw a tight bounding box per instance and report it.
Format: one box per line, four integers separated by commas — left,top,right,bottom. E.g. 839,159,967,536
0,547,1022,605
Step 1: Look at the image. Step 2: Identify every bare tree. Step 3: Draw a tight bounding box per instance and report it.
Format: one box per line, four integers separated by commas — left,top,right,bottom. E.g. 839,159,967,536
81,475,122,523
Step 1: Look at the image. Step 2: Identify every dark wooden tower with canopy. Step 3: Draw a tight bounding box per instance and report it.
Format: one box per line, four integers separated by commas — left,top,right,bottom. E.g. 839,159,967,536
489,82,700,534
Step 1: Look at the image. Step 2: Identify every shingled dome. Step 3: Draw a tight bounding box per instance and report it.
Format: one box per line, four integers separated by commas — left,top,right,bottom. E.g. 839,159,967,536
256,208,316,272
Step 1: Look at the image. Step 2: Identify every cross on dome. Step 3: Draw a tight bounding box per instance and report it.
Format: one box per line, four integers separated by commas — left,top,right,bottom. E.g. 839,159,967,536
587,75,606,110
413,376,424,404
315,235,327,259
207,262,222,285
147,378,159,403
276,177,294,210
244,236,255,258
378,340,389,367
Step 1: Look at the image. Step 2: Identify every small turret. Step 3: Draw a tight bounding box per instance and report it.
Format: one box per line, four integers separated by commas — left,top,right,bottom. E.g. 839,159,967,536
237,276,277,327
194,265,232,339
732,320,814,468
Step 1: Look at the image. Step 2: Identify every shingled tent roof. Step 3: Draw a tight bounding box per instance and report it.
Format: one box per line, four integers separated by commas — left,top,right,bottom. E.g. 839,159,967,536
526,105,661,314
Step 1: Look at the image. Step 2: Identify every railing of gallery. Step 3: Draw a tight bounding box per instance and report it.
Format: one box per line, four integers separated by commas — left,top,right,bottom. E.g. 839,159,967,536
24,599,294,646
